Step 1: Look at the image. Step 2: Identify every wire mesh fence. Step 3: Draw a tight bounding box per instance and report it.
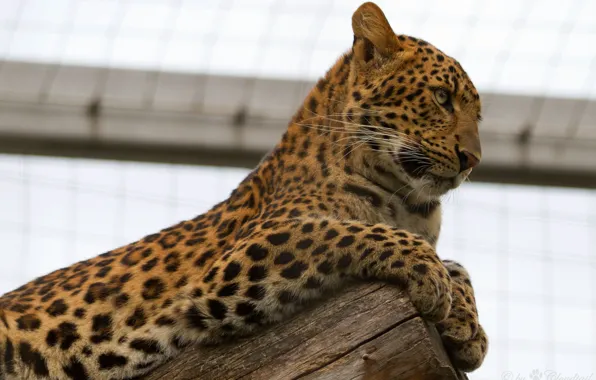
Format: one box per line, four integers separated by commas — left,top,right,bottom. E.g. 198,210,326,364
1,0,595,379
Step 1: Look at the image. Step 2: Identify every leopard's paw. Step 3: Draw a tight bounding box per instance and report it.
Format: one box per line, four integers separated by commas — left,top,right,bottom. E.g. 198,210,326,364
404,247,453,323
443,324,488,372
436,282,479,343
437,261,479,342
436,306,478,343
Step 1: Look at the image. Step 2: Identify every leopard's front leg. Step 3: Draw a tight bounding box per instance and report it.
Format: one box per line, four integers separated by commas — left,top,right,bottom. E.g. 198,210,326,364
437,260,489,371
168,218,452,344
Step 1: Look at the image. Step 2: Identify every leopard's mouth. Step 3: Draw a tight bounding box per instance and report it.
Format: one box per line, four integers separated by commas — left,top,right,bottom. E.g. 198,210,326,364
394,147,432,179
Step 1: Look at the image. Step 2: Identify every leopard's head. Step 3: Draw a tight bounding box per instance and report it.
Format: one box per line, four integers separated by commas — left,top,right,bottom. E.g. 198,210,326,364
343,2,482,199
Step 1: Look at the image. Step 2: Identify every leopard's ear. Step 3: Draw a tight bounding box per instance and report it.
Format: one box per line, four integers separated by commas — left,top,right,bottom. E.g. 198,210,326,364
351,2,399,63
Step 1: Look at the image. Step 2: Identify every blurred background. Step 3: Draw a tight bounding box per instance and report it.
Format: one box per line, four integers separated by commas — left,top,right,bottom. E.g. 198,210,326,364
0,0,595,378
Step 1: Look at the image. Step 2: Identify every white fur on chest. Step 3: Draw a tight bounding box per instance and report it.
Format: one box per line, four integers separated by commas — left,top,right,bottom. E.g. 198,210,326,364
346,192,442,248
382,201,441,247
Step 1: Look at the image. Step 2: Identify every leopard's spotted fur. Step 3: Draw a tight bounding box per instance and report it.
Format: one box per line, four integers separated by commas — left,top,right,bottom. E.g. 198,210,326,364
0,3,487,379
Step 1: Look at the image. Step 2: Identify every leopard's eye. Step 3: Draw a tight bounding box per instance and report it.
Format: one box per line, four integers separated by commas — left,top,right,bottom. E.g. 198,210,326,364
434,88,450,106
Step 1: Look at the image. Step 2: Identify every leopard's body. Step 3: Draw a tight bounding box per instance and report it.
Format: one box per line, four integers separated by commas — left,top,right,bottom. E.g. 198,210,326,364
0,3,488,379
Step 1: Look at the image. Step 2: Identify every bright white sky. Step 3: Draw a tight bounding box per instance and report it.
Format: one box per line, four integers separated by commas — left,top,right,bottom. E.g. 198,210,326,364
0,0,595,98
0,154,594,379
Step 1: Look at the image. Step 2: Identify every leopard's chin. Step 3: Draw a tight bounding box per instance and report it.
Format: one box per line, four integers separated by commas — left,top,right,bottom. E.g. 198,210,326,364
410,172,469,199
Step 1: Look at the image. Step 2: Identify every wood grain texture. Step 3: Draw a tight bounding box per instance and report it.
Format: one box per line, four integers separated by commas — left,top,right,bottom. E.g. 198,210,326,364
142,282,467,380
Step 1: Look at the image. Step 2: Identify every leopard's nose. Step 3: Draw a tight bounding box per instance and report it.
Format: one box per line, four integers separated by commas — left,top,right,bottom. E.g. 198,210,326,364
456,147,480,173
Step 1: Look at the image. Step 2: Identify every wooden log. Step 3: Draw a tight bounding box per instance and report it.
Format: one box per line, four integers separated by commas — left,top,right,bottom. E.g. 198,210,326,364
142,282,468,380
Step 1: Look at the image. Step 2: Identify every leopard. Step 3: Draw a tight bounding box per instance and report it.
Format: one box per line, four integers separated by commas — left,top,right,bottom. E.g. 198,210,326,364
0,2,488,379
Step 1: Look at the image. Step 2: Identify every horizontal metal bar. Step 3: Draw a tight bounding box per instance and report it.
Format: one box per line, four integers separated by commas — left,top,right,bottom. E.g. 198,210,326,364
1,61,595,189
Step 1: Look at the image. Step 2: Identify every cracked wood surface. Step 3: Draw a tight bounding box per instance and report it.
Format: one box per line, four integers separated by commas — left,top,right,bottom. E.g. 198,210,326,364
142,282,467,380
